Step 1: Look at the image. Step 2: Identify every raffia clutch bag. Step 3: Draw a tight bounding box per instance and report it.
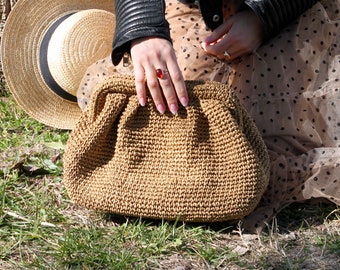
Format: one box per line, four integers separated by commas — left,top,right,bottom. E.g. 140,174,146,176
63,75,270,222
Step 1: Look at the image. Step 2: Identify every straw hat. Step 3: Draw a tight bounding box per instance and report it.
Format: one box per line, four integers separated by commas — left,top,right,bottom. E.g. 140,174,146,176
1,0,115,129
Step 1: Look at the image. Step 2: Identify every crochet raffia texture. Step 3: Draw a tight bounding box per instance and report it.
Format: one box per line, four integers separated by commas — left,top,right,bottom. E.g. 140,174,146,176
63,75,270,222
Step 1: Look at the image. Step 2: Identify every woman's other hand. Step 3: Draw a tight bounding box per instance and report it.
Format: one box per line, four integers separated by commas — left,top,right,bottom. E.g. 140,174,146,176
201,9,264,60
131,37,188,115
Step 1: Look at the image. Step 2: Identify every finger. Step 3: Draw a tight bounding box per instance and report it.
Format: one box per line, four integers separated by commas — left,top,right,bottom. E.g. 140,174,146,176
156,68,178,114
145,65,166,114
201,20,234,59
167,62,188,108
203,20,232,44
219,41,251,60
202,36,243,61
202,38,230,59
134,63,147,106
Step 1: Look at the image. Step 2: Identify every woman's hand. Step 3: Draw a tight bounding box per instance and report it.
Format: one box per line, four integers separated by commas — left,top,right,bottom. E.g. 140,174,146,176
201,9,265,60
130,37,188,115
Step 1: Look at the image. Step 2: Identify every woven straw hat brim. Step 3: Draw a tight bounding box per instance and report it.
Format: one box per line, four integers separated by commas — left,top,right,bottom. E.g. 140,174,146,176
1,0,114,130
47,9,115,96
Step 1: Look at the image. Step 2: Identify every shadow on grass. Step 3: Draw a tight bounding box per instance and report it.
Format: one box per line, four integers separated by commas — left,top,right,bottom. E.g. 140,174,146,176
102,211,237,233
274,200,338,232
101,200,338,235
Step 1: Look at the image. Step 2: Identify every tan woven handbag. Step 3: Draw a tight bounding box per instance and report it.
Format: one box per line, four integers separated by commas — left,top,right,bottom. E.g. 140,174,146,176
63,75,270,222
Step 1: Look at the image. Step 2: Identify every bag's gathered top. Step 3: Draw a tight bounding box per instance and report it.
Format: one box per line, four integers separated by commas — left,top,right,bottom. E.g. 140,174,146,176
63,75,270,222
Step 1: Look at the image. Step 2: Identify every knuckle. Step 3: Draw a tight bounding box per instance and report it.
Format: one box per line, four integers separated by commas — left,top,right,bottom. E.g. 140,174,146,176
166,96,178,105
170,71,183,83
135,76,145,85
160,79,172,88
135,86,145,96
147,80,159,89
163,94,177,105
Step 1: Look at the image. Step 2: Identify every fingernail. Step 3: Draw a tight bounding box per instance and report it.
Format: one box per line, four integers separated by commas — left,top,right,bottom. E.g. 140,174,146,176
157,104,165,114
201,42,207,52
139,97,146,106
180,97,188,107
169,104,178,115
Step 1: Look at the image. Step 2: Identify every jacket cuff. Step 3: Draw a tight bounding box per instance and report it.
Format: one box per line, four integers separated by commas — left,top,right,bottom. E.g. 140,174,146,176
244,0,318,41
111,0,171,65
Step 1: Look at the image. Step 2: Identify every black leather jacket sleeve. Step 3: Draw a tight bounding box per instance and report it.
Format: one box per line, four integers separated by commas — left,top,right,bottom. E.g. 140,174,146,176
244,0,318,41
111,0,171,65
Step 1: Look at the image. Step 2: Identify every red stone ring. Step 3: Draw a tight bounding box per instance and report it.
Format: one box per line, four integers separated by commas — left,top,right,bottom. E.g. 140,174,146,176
156,68,168,80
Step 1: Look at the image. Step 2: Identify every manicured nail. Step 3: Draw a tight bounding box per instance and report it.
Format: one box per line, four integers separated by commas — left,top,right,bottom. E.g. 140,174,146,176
169,104,178,115
157,104,165,114
139,97,146,106
180,97,188,107
200,41,207,52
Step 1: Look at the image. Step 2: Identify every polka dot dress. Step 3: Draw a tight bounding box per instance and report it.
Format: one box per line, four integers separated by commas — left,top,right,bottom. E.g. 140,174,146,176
77,0,340,232
227,0,340,232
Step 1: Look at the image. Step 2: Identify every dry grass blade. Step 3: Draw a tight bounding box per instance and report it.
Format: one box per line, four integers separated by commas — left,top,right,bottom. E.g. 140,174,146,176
0,94,339,269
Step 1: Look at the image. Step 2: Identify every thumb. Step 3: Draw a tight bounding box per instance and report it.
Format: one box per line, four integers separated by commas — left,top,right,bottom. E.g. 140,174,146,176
203,20,232,44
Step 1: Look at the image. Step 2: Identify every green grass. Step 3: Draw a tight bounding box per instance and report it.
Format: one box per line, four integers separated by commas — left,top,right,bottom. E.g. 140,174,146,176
1,94,339,269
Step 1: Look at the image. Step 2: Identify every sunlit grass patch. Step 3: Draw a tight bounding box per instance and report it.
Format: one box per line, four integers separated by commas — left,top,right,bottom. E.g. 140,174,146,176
0,93,339,269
